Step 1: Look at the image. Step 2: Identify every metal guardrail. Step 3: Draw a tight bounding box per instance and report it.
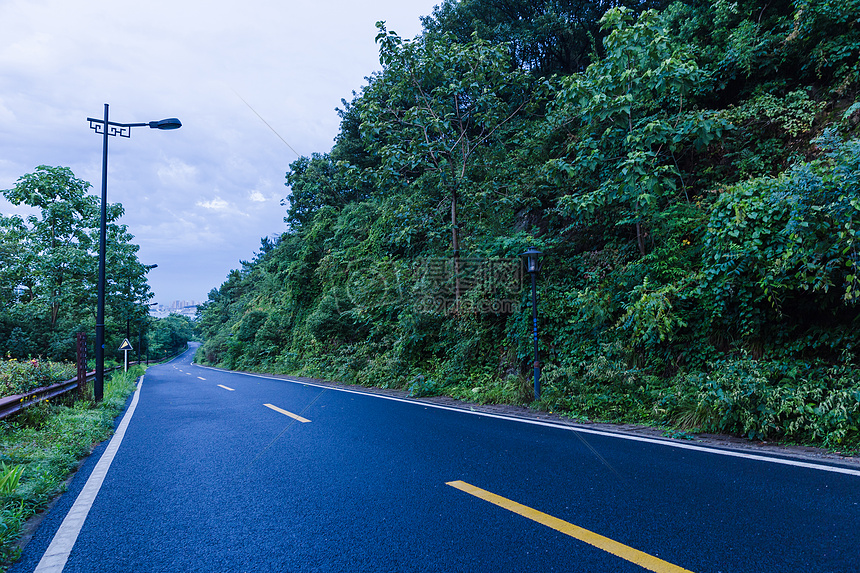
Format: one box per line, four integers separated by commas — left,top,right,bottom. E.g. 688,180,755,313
0,372,92,420
0,344,191,420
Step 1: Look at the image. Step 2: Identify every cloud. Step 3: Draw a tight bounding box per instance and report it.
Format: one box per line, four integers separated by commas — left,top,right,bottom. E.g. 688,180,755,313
0,0,437,304
0,100,15,123
157,159,198,187
196,196,230,212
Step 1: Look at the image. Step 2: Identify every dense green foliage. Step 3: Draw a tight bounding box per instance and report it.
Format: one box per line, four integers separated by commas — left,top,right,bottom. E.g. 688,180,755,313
0,367,139,568
147,313,194,360
197,0,860,447
0,166,157,363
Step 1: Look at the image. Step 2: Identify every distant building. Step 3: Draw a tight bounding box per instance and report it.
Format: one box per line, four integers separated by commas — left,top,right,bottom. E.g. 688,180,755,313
150,300,199,320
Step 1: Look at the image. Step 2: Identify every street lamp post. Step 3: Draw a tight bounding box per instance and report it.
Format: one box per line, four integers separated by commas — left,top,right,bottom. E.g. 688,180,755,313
126,279,131,341
129,264,158,348
521,247,542,402
88,104,180,401
139,302,157,365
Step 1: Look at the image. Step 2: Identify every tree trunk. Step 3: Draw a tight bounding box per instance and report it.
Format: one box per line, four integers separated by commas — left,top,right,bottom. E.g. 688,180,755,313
635,201,646,256
451,187,461,312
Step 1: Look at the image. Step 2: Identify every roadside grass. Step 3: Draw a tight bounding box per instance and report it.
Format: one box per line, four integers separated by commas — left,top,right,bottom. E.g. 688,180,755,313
0,366,141,569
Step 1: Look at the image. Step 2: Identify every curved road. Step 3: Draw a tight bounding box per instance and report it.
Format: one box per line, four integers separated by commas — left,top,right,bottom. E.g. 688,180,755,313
11,345,860,572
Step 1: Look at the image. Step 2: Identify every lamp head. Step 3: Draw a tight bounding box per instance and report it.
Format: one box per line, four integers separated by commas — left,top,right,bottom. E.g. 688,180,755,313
521,247,543,274
149,118,182,130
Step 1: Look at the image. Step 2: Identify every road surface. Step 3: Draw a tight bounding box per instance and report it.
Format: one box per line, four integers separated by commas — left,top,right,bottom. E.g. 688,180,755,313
11,346,860,572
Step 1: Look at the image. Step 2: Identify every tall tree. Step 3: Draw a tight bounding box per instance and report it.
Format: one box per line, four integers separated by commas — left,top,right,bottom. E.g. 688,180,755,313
1,166,153,359
547,8,728,254
357,24,533,304
421,0,668,76
2,166,99,329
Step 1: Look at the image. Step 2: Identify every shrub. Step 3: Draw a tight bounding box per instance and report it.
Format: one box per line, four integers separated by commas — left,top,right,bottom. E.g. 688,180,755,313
0,360,76,398
669,359,860,447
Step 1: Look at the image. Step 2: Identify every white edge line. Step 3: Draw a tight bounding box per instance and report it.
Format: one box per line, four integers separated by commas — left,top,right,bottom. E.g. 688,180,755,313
194,364,860,478
34,375,145,573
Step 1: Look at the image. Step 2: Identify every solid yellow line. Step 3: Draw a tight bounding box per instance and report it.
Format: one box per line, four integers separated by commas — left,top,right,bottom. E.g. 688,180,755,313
264,403,311,423
217,385,235,391
446,481,694,573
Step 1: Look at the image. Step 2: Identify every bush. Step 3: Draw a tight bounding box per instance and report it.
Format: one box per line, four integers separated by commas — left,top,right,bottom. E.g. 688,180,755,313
0,360,76,397
666,359,860,447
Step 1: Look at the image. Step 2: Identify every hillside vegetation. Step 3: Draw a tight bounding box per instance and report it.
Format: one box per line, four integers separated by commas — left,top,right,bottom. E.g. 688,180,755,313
196,0,860,448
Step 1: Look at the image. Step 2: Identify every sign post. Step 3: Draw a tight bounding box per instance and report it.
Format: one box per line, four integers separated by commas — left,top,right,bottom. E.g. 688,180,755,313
118,339,134,372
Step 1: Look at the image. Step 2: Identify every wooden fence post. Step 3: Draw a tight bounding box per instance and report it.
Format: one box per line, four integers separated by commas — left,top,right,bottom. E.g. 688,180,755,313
76,332,87,397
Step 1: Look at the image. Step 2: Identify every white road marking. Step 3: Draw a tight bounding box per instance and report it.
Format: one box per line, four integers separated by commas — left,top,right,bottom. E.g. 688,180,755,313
34,376,145,572
194,364,860,478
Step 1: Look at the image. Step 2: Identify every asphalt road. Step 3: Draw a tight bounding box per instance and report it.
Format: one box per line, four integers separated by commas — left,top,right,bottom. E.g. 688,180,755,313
11,345,860,572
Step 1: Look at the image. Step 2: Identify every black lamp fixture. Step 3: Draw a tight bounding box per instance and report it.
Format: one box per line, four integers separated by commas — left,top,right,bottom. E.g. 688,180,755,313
148,118,182,130
521,247,543,401
88,104,180,401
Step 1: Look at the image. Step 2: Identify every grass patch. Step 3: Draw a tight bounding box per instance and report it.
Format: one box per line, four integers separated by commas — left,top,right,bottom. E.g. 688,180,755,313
0,366,140,569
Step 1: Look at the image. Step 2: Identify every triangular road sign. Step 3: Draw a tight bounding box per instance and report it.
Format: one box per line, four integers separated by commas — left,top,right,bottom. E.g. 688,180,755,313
118,339,134,351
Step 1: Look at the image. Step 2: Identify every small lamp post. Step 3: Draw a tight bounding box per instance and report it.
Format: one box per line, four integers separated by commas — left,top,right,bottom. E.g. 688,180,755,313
129,264,158,341
521,247,542,401
140,302,158,364
88,104,180,401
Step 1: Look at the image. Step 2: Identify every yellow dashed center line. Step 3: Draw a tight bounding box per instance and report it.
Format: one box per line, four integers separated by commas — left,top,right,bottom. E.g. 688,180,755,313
264,403,311,423
217,385,235,391
446,481,694,573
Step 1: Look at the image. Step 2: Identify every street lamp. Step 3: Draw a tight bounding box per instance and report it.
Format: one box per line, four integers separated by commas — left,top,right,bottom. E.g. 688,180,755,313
140,302,158,365
129,264,157,356
521,247,542,401
128,264,158,337
88,104,180,401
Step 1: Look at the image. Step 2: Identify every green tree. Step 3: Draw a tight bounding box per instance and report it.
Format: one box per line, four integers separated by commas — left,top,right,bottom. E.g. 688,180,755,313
194,0,860,444
0,166,154,360
148,313,194,358
358,24,534,302
547,8,728,254
422,0,669,76
284,153,362,229
700,129,860,345
2,166,99,329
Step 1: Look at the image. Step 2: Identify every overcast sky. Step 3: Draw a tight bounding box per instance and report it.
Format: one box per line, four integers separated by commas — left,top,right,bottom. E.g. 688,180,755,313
0,0,439,306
